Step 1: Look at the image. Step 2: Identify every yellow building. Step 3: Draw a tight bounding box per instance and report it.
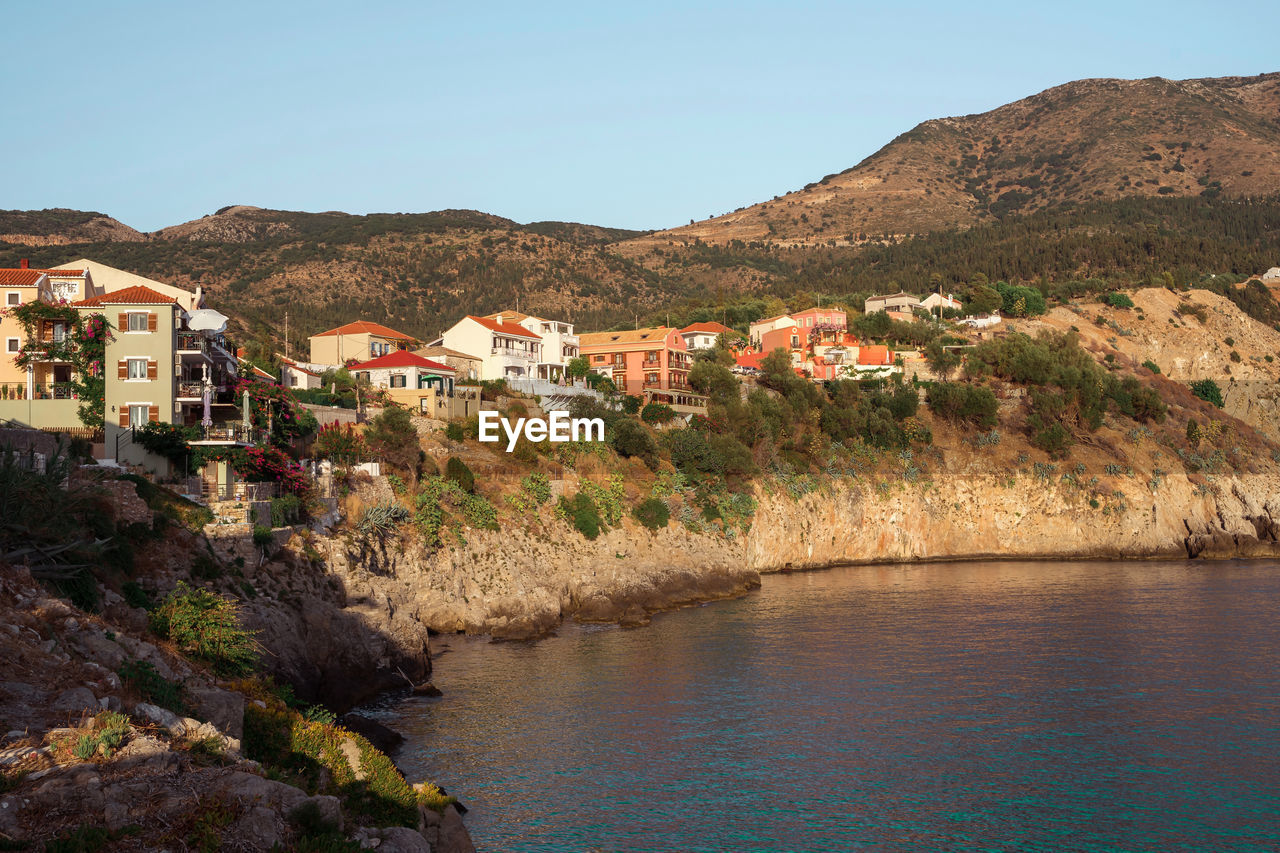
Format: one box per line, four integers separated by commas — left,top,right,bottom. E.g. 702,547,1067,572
308,321,417,368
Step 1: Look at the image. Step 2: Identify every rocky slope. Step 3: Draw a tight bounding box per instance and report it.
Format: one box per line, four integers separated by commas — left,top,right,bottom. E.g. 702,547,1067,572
0,566,472,852
646,73,1280,246
0,208,145,245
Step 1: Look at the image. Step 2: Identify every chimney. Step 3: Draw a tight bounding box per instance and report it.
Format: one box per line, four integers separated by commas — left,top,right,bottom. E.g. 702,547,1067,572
19,258,29,269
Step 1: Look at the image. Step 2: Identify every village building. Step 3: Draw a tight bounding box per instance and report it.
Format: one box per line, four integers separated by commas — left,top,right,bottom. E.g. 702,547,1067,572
280,356,322,390
308,321,417,368
864,292,922,314
748,314,795,349
579,327,706,414
679,321,738,351
921,292,963,314
485,310,580,381
432,315,543,381
412,345,482,381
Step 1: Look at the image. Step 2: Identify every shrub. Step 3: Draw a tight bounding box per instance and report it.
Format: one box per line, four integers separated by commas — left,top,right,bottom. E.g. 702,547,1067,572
1190,378,1224,408
313,423,364,465
150,582,258,676
622,395,643,414
1104,292,1135,309
364,406,422,477
557,492,601,539
1142,359,1161,374
252,525,274,547
444,456,474,493
270,493,302,527
925,382,998,427
640,402,676,424
632,498,670,531
610,418,658,468
119,660,185,714
444,422,465,442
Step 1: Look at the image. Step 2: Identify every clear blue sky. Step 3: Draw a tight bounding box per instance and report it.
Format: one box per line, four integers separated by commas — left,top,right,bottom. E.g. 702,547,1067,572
5,1,1277,232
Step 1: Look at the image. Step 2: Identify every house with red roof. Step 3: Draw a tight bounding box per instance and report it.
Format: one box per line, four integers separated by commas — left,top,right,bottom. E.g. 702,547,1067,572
280,356,322,390
308,320,418,368
431,315,543,381
679,321,739,351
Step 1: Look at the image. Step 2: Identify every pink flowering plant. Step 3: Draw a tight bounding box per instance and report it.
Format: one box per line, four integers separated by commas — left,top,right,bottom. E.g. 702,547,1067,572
234,379,318,446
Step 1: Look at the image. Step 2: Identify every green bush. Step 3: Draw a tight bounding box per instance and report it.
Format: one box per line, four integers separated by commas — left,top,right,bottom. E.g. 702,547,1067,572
622,395,643,414
1142,359,1161,374
640,402,676,424
1190,378,1224,408
364,406,422,476
444,456,474,493
150,582,258,676
270,493,302,527
119,660,185,714
610,419,658,468
1104,292,1135,309
444,422,465,442
557,492,601,539
252,525,274,547
925,382,998,428
632,498,670,531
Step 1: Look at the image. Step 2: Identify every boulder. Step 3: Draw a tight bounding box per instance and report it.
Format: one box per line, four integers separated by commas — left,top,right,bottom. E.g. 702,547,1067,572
187,686,245,740
133,702,185,737
438,805,476,853
339,714,404,754
51,687,98,713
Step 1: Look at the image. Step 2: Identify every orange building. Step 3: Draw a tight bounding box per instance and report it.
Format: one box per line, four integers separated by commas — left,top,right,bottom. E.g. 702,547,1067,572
579,327,706,414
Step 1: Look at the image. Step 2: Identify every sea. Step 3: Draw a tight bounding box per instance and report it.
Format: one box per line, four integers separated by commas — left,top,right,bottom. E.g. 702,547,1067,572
368,560,1280,852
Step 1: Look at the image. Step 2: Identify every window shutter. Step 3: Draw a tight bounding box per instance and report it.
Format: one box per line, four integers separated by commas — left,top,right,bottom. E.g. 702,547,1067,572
147,361,158,380
148,405,159,423
118,411,130,428
117,360,127,379
118,313,127,331
147,313,157,332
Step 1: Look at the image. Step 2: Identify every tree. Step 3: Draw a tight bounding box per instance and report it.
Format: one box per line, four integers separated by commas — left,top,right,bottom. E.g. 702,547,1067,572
1190,379,1224,408
566,356,590,381
364,406,422,477
924,340,961,380
313,422,365,465
966,284,1002,315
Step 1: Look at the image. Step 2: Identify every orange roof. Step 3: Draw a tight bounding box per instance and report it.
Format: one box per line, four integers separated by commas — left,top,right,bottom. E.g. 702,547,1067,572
349,350,455,372
72,285,178,306
857,345,893,365
467,315,540,339
0,269,46,286
734,352,766,370
791,307,844,316
311,321,417,341
681,321,736,335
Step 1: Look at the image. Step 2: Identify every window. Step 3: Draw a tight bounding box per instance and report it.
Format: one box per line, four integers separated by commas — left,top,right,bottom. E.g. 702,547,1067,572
5,292,19,306
127,358,149,379
51,322,67,343
5,338,17,353
127,313,150,332
390,373,407,388
289,375,299,387
128,404,150,427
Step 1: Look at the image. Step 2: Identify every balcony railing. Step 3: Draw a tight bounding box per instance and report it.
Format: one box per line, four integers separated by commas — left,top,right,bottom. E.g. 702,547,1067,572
492,347,538,361
190,422,264,445
0,382,76,401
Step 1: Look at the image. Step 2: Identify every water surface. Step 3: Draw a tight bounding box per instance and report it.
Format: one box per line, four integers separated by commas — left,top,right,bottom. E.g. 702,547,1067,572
373,560,1280,851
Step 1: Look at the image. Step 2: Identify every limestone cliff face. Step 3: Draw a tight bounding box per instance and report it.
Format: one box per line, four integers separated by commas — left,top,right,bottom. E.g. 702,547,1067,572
744,471,1280,570
313,519,754,641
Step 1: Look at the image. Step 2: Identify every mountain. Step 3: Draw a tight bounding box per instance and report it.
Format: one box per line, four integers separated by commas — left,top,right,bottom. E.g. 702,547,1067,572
642,73,1280,247
3,73,1280,341
0,208,145,245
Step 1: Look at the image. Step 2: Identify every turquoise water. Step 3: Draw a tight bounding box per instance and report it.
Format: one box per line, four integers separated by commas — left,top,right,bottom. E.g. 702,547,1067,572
374,560,1280,851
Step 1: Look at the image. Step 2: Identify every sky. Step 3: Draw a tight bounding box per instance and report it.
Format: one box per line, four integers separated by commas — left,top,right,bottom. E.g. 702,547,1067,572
5,0,1278,232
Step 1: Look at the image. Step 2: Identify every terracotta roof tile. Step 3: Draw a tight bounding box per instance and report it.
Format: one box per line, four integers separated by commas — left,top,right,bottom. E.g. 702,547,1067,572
350,350,456,372
71,285,178,306
311,321,417,340
467,315,541,339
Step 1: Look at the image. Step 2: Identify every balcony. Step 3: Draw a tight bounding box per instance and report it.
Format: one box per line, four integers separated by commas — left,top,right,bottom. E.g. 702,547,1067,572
491,347,538,361
188,422,264,446
0,382,76,401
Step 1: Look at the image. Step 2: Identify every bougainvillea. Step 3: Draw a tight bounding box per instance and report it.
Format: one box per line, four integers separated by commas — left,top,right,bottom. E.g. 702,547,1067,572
313,422,365,465
234,379,317,446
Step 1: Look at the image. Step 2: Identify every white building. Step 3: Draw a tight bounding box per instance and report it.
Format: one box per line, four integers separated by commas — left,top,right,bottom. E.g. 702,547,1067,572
680,321,737,351
487,310,580,381
280,356,322,390
958,313,1002,329
864,292,922,314
748,314,795,349
432,315,543,381
349,350,456,393
921,293,963,314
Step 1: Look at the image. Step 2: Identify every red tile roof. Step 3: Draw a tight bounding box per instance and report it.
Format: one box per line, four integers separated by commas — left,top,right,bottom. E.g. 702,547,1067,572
467,315,540,339
734,352,766,370
349,350,456,372
311,321,417,341
681,321,736,335
72,285,178,306
0,269,46,286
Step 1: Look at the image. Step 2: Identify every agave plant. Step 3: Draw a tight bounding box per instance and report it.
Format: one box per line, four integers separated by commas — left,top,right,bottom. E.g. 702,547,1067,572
357,500,410,537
